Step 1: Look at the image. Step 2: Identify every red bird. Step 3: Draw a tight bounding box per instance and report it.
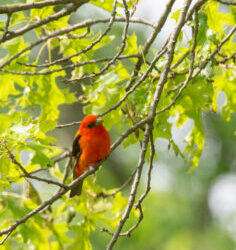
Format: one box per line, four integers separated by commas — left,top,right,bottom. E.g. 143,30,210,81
70,115,111,197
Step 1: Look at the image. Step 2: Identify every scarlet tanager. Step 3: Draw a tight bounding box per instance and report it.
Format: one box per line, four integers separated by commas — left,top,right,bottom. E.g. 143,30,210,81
70,115,111,197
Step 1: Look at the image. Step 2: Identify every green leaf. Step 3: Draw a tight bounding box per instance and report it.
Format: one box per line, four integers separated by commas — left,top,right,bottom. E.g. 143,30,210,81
171,9,181,23
204,1,235,32
213,70,236,121
25,141,53,167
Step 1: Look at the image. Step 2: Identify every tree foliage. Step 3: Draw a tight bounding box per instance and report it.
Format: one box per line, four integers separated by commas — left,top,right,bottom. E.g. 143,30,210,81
0,0,235,249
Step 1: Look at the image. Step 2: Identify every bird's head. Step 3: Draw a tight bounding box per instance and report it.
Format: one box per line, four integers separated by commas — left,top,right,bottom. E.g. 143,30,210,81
80,115,104,130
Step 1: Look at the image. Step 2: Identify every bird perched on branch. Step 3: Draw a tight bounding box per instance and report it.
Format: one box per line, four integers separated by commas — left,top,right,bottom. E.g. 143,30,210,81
70,114,111,197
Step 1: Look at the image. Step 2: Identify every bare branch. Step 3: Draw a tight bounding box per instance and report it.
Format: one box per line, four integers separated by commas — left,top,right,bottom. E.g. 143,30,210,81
185,0,208,22
170,51,190,70
106,120,152,250
23,151,71,176
56,121,81,128
0,232,12,245
216,52,236,64
2,140,29,176
41,157,72,213
3,141,69,188
0,13,11,43
0,54,138,76
195,25,236,75
0,0,234,246
135,131,155,208
0,159,101,239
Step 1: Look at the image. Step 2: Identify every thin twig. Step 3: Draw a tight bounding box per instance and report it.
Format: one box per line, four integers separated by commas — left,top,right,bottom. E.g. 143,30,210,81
134,131,155,208
2,141,29,176
170,51,190,70
217,52,236,64
194,25,236,76
0,13,11,43
0,160,102,239
102,132,154,238
56,121,81,128
25,151,71,176
41,157,72,214
167,27,236,95
3,141,68,189
0,231,12,245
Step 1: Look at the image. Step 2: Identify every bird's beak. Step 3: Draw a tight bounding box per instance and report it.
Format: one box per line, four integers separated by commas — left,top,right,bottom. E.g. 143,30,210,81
95,118,103,126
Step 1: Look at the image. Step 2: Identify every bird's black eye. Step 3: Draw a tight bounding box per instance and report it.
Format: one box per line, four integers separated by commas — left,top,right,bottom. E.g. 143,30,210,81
87,123,95,128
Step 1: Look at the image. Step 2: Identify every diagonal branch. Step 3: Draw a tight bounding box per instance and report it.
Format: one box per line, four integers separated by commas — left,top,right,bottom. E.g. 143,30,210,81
2,141,68,189
135,130,155,208
0,13,11,43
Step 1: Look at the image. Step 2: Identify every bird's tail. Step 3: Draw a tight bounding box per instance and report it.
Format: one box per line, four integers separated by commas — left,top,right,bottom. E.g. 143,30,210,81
69,180,83,197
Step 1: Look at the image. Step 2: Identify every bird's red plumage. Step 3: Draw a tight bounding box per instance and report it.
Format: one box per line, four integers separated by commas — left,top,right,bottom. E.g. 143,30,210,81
70,115,110,196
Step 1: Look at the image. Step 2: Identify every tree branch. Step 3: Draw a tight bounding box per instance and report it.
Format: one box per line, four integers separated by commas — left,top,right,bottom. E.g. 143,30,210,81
2,141,69,189
0,0,76,14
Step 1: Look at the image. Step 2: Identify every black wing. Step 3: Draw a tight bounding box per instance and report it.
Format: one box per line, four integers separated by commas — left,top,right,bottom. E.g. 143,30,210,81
71,134,81,179
70,134,83,197
72,134,81,157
